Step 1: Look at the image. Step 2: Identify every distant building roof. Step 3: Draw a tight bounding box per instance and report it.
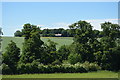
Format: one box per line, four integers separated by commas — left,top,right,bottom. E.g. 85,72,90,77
55,34,62,36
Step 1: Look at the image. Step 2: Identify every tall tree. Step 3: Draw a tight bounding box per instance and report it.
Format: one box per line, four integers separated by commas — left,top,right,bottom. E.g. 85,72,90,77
69,20,93,44
22,23,41,39
2,40,20,74
19,24,44,64
100,22,120,70
69,21,97,62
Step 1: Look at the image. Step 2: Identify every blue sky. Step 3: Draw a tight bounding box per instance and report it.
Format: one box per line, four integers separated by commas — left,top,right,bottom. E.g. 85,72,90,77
2,2,118,36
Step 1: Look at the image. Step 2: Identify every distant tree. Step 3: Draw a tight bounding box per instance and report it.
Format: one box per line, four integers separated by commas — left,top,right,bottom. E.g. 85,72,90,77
66,29,74,37
14,30,23,37
61,30,68,37
42,29,49,35
58,28,64,34
2,40,20,74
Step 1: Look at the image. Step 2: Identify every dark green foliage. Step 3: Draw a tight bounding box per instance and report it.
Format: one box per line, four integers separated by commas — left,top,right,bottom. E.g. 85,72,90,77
41,28,73,37
93,30,100,38
61,30,68,37
57,45,70,62
0,27,3,48
110,46,120,71
22,23,41,39
52,60,61,65
0,28,2,75
2,63,12,74
68,20,98,63
40,39,57,64
14,30,23,37
69,20,93,44
17,62,100,74
2,40,20,74
14,26,74,37
19,31,44,64
17,61,39,74
4,21,120,74
99,22,120,71
68,53,82,64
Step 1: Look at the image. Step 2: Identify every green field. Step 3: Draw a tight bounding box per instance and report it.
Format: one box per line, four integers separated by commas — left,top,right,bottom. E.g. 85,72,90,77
1,37,73,52
2,71,118,78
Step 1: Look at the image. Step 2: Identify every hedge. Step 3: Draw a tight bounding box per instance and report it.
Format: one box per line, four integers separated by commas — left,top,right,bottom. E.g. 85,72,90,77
2,61,101,74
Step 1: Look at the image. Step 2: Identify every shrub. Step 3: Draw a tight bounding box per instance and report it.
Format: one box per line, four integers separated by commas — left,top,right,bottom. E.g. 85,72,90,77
74,62,88,73
52,60,61,65
17,61,39,74
17,63,26,74
2,63,12,74
82,61,101,71
68,53,82,64
17,62,101,74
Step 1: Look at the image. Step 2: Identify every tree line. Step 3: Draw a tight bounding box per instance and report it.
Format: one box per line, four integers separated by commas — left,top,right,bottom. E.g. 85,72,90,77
2,20,120,74
14,27,74,37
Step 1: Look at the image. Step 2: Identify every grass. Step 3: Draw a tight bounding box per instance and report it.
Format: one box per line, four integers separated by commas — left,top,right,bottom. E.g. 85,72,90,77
2,71,118,78
1,37,73,52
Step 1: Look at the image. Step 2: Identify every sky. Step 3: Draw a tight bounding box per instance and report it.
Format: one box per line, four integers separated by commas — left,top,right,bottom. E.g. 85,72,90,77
1,2,119,36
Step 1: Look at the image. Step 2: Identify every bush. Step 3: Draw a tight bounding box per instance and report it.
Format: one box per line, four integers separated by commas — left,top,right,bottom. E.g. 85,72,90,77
52,60,61,65
17,63,26,74
82,61,101,71
2,64,12,74
68,53,82,64
74,62,88,73
17,61,39,74
37,62,100,73
16,62,101,74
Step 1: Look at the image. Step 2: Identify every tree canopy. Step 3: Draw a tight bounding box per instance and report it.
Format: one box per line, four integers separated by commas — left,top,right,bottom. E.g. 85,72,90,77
2,21,120,74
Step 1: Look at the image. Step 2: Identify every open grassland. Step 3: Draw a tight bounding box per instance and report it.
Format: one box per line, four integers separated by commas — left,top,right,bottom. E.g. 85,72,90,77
2,71,118,78
1,37,73,52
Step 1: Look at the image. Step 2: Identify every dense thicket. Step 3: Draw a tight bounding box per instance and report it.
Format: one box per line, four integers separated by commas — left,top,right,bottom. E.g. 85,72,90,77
2,21,120,74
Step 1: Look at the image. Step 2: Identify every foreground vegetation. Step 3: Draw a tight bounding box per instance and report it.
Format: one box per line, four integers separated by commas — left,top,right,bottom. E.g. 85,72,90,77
1,20,120,75
2,71,118,78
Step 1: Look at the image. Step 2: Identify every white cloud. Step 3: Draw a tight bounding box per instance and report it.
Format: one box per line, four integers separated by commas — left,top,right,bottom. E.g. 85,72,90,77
41,22,71,30
37,25,44,27
51,22,71,29
85,19,119,31
40,19,119,30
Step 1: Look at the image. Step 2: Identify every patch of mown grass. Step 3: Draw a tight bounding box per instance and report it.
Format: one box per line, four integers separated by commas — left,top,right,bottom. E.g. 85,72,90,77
2,37,73,52
2,71,118,78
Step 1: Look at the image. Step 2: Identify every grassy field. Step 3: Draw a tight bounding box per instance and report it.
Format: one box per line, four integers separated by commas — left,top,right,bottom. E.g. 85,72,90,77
2,71,118,78
1,37,73,52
